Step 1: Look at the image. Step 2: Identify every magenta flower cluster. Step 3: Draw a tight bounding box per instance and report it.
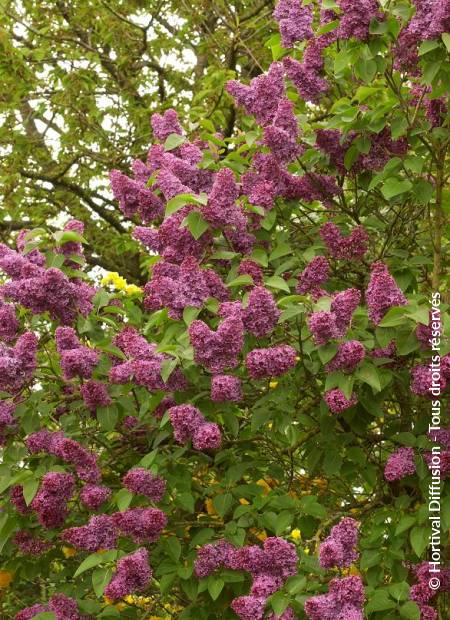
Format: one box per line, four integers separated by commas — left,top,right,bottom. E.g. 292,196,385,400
168,404,222,450
195,536,298,620
319,517,359,569
123,467,166,502
0,332,38,393
15,593,89,620
319,222,369,260
384,447,416,482
304,575,365,620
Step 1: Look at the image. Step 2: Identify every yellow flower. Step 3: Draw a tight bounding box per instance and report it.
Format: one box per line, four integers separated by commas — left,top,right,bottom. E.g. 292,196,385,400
257,479,271,495
239,498,250,505
62,546,77,558
0,570,13,588
255,529,267,542
205,498,217,515
269,380,278,389
295,356,300,361
349,565,360,576
290,529,301,541
125,284,142,295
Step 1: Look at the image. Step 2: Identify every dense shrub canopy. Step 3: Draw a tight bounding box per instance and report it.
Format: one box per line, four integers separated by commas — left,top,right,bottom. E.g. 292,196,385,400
0,1,449,620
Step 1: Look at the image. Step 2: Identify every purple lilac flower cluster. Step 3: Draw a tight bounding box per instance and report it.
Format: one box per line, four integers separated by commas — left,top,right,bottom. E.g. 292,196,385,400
55,326,99,380
109,326,187,392
143,256,228,319
30,472,75,529
319,517,359,569
112,507,167,543
296,256,329,297
0,332,38,393
308,288,361,344
105,548,152,600
61,514,117,551
245,345,297,380
324,389,358,414
195,537,298,620
189,315,244,373
326,341,365,373
15,594,90,620
410,365,446,398
304,575,365,620
26,428,101,482
13,531,51,556
0,401,17,445
123,467,166,502
384,447,416,481
80,380,112,411
273,0,313,48
407,561,450,620
80,484,111,510
218,286,280,338
0,300,19,341
319,222,369,260
211,375,243,402
168,404,222,450
366,262,407,325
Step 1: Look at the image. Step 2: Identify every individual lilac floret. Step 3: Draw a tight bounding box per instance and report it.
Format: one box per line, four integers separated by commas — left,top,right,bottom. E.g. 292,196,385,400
296,256,329,295
384,447,416,482
0,332,38,393
112,508,167,543
366,262,407,325
13,531,51,556
80,380,111,411
324,389,358,414
319,517,359,569
31,472,75,529
0,302,19,341
243,286,281,337
80,484,111,510
189,315,244,373
104,548,152,600
211,375,243,402
231,596,266,620
411,365,446,398
168,404,204,443
226,62,285,126
326,341,365,373
193,422,222,450
151,108,183,142
304,575,365,620
123,468,166,502
194,539,236,578
320,222,369,260
61,515,117,552
273,0,313,48
245,345,297,379
337,0,382,41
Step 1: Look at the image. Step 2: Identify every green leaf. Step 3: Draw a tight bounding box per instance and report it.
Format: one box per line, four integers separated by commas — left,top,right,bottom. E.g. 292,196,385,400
299,495,326,518
355,363,382,393
269,591,290,616
183,306,201,325
53,230,87,245
213,493,233,517
178,492,195,513
208,577,225,601
182,211,209,239
115,488,133,511
74,550,117,577
160,357,178,383
270,243,292,260
422,60,442,84
165,537,182,562
418,40,439,56
164,132,185,151
92,567,112,598
227,274,253,287
442,33,450,52
344,145,359,170
395,515,416,535
22,476,40,505
97,405,118,432
32,614,56,620
317,18,339,35
389,582,410,602
365,590,396,612
317,344,338,365
381,178,413,200
410,526,428,557
265,276,290,293
165,193,200,217
400,601,421,620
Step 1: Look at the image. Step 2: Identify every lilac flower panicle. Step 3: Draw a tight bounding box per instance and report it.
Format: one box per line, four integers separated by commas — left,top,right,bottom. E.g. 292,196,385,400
320,222,369,260
31,472,75,529
194,539,235,577
10,485,31,515
151,108,183,141
296,256,329,295
411,364,446,397
337,0,382,41
273,0,314,48
326,341,365,373
13,531,51,556
238,259,264,285
14,604,48,620
105,548,152,600
80,484,111,510
168,404,204,444
123,467,166,502
192,422,222,451
304,575,365,620
243,286,281,337
0,302,19,341
211,375,243,402
384,447,416,481
331,288,361,334
230,596,266,620
245,345,297,379
112,508,167,543
324,389,358,414
283,56,329,104
366,262,407,325
0,332,38,393
189,315,244,373
319,517,359,569
81,380,112,410
61,515,117,552
308,311,339,345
